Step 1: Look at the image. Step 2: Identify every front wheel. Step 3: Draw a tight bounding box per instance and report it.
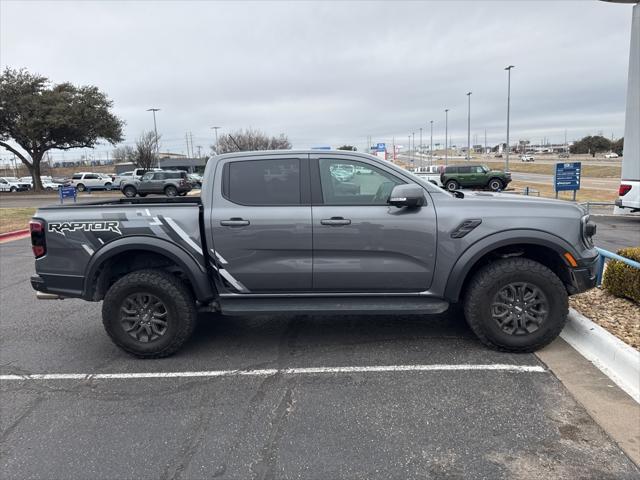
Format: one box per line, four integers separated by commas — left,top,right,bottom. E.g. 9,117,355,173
104,182,112,191
165,185,178,197
445,180,459,191
123,186,137,197
488,178,503,191
463,258,568,352
102,270,197,358
76,183,86,192
10,186,17,192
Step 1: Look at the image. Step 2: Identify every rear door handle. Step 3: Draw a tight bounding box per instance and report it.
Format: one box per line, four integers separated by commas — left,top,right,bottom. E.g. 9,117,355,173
220,218,250,227
321,217,351,226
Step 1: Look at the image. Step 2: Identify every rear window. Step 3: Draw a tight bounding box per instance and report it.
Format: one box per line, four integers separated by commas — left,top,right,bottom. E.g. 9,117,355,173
458,166,471,174
163,172,186,179
225,159,301,205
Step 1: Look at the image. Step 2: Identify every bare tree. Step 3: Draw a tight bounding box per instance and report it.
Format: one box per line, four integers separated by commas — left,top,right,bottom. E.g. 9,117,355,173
112,145,136,163
135,131,159,170
214,128,291,154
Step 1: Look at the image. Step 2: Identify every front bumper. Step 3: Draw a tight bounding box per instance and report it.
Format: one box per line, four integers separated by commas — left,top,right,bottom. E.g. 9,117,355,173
567,255,598,295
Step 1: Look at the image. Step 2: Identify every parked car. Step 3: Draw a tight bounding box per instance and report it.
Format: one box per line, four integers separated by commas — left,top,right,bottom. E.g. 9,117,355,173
558,152,570,159
520,155,535,162
187,173,203,189
604,152,619,159
113,171,135,187
19,176,61,190
120,170,191,197
68,172,114,191
0,176,30,192
29,150,599,358
412,165,444,187
616,181,639,213
440,164,511,192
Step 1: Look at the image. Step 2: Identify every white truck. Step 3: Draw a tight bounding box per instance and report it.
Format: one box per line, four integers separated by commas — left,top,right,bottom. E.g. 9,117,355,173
616,180,639,212
410,165,444,187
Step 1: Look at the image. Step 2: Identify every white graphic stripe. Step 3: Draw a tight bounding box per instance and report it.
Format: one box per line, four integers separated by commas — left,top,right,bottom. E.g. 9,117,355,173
82,244,94,255
164,217,202,255
0,364,545,381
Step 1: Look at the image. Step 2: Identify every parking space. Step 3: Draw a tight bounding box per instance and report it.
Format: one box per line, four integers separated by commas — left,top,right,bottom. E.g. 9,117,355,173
1,238,639,479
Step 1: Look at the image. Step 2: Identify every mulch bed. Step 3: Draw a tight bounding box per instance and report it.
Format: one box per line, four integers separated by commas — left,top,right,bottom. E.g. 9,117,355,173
570,287,640,351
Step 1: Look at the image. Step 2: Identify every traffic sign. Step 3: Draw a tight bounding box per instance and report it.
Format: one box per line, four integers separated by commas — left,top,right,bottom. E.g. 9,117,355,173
376,143,386,152
59,186,77,204
554,162,581,192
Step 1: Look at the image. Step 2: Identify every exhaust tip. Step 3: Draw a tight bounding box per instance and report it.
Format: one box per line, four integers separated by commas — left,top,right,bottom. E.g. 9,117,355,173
36,292,64,300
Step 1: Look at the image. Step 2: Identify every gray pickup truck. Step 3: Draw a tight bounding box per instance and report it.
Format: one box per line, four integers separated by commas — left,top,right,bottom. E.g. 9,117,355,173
30,150,598,358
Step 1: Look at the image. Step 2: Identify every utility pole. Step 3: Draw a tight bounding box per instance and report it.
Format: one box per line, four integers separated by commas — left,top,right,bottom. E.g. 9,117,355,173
444,109,449,165
484,128,487,156
419,127,423,167
189,132,195,159
466,92,472,161
146,108,160,167
197,145,202,158
211,126,221,154
429,120,434,167
505,65,515,171
185,133,191,158
408,135,411,163
412,132,415,166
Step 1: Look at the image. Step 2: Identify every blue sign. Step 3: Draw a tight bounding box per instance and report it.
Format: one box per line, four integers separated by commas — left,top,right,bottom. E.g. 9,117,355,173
59,186,77,204
375,143,386,152
555,162,581,192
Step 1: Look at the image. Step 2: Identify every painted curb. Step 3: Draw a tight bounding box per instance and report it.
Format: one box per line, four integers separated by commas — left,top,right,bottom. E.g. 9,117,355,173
561,308,640,403
0,228,30,242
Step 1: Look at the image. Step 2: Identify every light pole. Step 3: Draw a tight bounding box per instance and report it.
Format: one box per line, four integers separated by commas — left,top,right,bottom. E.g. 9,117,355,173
408,135,411,163
444,109,449,165
429,120,434,166
505,65,515,171
419,127,423,167
146,108,160,167
211,126,221,154
466,92,472,161
412,132,415,165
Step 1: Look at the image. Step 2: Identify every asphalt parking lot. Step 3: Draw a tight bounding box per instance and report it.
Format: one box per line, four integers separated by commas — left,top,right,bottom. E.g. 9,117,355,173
1,238,638,479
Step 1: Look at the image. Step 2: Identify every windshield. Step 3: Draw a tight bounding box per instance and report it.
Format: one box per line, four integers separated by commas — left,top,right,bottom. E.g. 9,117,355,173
481,165,489,173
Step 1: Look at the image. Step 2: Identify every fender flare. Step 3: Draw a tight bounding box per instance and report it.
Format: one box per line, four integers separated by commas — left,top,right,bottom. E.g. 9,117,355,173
443,229,577,302
83,236,215,302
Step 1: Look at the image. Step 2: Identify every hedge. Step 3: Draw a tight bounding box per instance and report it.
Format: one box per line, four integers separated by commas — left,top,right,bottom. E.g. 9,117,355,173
602,247,640,304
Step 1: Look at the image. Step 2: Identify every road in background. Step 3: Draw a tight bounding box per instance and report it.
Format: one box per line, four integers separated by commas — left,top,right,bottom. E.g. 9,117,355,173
1,238,638,479
0,191,122,208
593,215,640,251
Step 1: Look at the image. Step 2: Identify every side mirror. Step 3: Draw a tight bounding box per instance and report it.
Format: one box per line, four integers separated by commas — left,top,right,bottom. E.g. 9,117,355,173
387,184,426,208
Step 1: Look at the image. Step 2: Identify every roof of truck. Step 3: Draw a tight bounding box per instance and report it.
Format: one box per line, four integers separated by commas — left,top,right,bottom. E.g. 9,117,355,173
211,150,380,161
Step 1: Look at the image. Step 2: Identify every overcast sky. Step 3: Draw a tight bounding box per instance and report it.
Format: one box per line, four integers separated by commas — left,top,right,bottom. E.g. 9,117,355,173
0,0,634,160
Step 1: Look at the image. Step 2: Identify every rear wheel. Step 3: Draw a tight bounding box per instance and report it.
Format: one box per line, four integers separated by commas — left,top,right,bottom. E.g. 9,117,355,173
488,178,503,191
104,182,112,191
445,180,459,191
10,186,17,192
123,186,137,197
102,270,197,358
463,258,568,352
76,183,86,192
165,185,178,197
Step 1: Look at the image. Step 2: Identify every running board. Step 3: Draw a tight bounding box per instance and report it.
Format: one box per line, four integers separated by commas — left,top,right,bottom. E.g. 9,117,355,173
219,296,449,316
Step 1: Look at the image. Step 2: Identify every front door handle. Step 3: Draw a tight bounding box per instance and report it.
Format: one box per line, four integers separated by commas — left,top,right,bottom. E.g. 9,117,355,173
321,217,351,226
220,218,250,227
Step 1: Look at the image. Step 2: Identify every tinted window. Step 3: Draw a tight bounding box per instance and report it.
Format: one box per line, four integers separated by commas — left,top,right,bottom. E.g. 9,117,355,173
84,174,99,179
72,174,82,180
458,166,471,174
227,159,300,205
445,166,457,174
318,159,403,205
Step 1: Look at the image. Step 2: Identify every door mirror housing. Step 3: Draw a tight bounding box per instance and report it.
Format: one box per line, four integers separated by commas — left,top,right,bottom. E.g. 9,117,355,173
387,184,426,208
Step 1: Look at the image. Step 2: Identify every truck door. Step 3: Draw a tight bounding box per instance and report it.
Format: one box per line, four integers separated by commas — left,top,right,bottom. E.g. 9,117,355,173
209,155,312,292
311,156,437,292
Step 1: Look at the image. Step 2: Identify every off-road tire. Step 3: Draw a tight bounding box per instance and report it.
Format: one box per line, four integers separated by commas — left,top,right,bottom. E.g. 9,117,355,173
445,180,459,191
165,185,178,197
102,270,197,358
488,178,503,191
76,183,86,192
123,186,137,197
463,258,568,352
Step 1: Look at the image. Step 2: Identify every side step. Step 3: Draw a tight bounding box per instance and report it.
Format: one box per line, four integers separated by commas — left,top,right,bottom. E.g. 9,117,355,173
219,296,449,316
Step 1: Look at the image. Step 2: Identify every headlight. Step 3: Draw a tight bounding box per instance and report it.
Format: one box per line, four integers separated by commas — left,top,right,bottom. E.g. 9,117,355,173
581,215,596,248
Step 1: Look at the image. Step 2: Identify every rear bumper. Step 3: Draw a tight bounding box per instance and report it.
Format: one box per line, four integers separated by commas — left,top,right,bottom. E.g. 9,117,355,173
31,273,84,299
567,255,598,295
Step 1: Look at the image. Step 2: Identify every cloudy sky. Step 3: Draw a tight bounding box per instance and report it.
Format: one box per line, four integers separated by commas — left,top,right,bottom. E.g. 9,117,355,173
0,0,634,160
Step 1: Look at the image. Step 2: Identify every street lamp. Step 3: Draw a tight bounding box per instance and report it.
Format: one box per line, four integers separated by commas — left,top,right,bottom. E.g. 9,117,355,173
408,135,411,163
505,65,515,171
419,127,423,167
146,108,160,167
466,92,472,161
444,109,449,165
412,132,415,165
429,120,434,166
211,126,221,154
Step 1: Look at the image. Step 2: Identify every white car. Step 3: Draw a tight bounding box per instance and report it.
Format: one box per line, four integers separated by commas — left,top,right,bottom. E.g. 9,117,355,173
412,165,444,187
68,172,114,192
616,180,639,213
18,176,60,190
0,177,30,192
113,171,135,187
520,155,535,162
604,152,619,159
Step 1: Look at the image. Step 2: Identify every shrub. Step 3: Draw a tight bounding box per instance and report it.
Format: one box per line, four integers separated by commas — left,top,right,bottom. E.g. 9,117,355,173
602,247,640,303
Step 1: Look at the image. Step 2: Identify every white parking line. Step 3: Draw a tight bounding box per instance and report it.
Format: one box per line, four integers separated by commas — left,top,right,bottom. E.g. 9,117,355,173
0,364,545,381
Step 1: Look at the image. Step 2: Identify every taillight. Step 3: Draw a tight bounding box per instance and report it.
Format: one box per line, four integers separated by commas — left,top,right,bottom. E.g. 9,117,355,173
30,219,46,258
619,184,632,196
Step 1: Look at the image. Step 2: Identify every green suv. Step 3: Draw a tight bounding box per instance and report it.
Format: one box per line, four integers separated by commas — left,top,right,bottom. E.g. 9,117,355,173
440,164,511,191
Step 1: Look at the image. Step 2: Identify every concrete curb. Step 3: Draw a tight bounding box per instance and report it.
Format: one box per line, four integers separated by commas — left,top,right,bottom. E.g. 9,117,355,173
561,308,640,403
0,228,30,243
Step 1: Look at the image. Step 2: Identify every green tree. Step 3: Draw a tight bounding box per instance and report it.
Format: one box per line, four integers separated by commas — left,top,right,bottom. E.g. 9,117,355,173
214,128,290,154
569,135,611,157
0,68,124,190
612,137,624,156
337,145,357,151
